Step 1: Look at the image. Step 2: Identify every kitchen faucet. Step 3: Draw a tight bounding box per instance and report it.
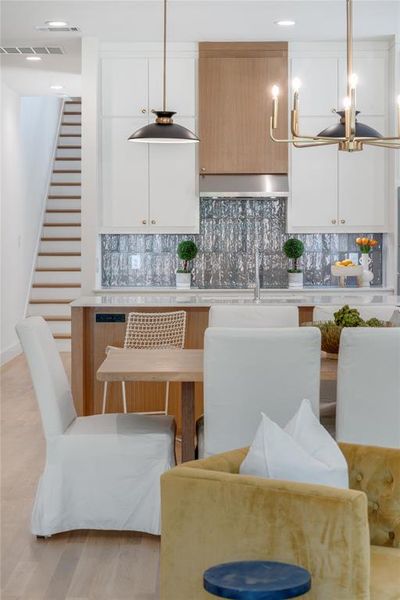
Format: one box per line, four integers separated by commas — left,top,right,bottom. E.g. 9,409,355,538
254,250,261,303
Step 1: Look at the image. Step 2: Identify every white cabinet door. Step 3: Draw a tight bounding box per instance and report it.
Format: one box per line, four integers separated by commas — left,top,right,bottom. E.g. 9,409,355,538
102,118,149,228
338,117,387,230
102,58,149,117
149,118,198,231
291,57,338,116
148,58,196,116
289,117,338,230
339,56,386,116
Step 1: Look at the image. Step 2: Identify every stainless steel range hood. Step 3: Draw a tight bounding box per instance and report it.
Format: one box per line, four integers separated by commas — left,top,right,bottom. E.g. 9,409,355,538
199,174,289,198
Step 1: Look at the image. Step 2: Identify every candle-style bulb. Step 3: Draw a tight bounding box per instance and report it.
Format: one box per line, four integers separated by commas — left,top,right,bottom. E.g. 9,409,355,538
343,96,351,109
397,94,400,106
349,73,358,89
292,77,302,92
272,85,280,99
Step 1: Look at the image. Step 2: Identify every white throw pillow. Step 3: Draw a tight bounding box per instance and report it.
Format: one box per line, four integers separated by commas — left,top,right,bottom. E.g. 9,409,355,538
240,399,348,489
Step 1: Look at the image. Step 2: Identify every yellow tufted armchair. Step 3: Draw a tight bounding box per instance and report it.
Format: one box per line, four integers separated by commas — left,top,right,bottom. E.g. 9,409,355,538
160,443,400,600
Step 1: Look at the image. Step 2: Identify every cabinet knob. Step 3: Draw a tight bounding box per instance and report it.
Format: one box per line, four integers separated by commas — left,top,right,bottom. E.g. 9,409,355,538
340,219,346,224
331,219,337,224
141,108,147,114
142,219,147,225
151,219,156,225
201,167,206,172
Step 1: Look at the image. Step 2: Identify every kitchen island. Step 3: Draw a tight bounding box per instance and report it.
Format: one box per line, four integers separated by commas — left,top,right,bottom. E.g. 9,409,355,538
71,289,399,425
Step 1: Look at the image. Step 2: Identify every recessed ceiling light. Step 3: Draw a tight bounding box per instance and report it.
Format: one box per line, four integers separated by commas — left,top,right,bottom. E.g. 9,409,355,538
45,20,68,28
50,85,63,90
275,20,296,27
26,56,42,61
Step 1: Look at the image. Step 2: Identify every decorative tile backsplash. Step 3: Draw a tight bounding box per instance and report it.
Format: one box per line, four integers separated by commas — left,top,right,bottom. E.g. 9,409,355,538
101,198,383,288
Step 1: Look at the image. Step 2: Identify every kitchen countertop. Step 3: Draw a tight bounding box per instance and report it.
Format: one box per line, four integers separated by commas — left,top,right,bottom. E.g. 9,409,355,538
72,289,400,308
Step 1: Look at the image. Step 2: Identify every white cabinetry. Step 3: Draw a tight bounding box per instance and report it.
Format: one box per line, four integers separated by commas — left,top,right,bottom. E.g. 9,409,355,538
100,48,199,233
289,44,389,233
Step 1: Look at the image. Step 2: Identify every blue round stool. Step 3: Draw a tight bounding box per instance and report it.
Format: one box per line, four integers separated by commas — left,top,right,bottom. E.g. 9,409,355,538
203,560,311,600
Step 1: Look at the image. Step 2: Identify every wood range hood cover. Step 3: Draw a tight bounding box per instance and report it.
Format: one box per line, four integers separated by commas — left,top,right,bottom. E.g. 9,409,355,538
199,174,289,198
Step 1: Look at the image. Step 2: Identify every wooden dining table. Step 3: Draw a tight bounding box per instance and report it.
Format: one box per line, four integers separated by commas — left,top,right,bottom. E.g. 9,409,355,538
97,348,337,462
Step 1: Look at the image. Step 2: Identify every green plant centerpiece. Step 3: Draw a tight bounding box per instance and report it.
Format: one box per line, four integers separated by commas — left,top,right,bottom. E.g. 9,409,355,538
283,238,305,289
304,304,387,357
176,240,198,289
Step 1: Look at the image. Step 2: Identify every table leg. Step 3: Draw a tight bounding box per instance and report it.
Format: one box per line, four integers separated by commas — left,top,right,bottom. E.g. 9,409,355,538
181,381,196,462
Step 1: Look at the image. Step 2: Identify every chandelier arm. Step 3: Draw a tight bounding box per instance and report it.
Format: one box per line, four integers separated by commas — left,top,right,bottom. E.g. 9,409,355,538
293,141,342,148
363,141,400,149
356,136,400,142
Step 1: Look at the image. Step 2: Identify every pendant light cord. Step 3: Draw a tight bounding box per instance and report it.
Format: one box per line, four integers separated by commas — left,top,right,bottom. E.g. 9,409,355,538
346,0,353,97
163,0,167,111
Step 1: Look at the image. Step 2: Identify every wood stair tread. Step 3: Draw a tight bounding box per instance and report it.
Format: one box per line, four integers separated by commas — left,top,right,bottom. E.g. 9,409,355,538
43,223,81,226
53,334,72,339
59,134,81,138
55,157,80,161
65,101,81,104
46,209,81,213
63,111,81,115
29,299,72,304
50,182,81,186
61,122,81,126
36,267,81,272
52,170,81,173
43,316,72,321
32,283,81,288
48,195,81,199
57,145,81,149
41,237,81,241
38,252,81,256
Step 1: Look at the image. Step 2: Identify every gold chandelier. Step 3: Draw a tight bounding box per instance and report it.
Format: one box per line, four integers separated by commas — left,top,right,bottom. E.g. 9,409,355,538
270,0,400,152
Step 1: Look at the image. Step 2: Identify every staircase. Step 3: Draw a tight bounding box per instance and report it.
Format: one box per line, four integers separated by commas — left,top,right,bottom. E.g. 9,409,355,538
27,99,82,351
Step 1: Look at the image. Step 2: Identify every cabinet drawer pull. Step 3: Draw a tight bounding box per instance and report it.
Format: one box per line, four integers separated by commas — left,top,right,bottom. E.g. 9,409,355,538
142,219,147,225
331,219,337,224
141,108,147,114
340,219,346,224
151,219,156,225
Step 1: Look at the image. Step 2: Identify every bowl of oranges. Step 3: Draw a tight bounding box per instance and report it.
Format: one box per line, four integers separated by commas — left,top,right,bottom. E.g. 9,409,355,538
331,259,363,283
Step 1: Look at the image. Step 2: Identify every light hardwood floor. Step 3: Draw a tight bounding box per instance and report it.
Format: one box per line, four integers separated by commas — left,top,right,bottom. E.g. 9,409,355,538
1,353,160,600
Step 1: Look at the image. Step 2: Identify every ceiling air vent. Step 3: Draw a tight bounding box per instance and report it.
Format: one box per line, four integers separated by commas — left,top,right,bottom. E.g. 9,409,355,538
35,25,80,33
0,46,65,55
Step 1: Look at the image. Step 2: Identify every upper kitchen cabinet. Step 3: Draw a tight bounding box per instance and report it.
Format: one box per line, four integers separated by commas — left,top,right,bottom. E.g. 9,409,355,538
149,58,196,116
99,47,199,233
288,43,390,233
102,58,149,117
199,42,288,174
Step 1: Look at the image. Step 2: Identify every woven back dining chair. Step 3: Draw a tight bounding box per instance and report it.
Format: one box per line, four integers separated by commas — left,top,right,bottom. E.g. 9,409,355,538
102,311,187,415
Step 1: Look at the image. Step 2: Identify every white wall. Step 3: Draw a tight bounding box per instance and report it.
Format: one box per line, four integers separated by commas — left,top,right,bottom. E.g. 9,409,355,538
0,85,61,364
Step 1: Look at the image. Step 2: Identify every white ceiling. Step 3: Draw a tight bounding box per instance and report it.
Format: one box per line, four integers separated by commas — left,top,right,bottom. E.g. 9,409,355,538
1,1,399,96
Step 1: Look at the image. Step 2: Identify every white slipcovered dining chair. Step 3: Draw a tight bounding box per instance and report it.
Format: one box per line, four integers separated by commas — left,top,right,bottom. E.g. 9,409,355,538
102,310,186,415
197,327,321,458
313,304,400,323
208,305,299,327
16,316,176,537
336,327,400,448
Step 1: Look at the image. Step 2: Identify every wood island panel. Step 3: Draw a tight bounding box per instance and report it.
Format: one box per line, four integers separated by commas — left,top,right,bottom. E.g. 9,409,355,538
71,304,313,429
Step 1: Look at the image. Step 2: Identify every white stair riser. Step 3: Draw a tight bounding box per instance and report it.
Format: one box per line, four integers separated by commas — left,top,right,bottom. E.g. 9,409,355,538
42,226,81,237
31,287,80,300
57,136,81,147
60,125,81,136
62,113,81,124
46,321,72,335
45,212,81,224
56,148,81,159
47,199,81,210
55,339,71,352
28,303,72,316
34,271,81,284
51,171,81,183
37,255,81,268
54,160,81,170
49,185,81,196
40,240,81,253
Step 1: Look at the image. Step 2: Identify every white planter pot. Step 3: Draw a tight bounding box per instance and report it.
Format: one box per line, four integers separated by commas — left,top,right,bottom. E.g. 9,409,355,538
288,271,303,289
176,272,192,289
359,253,374,287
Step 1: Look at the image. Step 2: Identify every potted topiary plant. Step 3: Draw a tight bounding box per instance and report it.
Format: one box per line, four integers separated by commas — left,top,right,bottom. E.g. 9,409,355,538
176,240,198,288
283,238,305,289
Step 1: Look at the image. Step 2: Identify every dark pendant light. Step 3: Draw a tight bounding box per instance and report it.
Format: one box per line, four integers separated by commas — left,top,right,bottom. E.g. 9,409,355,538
128,0,199,144
318,111,383,139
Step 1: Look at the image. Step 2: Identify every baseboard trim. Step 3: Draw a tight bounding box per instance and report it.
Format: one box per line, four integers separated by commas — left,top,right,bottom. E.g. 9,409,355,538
0,342,22,366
